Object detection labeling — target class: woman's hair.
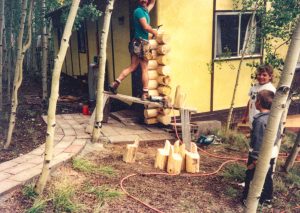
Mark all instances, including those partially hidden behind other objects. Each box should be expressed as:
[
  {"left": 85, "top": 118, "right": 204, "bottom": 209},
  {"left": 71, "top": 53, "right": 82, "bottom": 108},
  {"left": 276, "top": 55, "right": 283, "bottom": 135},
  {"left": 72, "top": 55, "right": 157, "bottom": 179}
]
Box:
[{"left": 256, "top": 64, "right": 274, "bottom": 81}]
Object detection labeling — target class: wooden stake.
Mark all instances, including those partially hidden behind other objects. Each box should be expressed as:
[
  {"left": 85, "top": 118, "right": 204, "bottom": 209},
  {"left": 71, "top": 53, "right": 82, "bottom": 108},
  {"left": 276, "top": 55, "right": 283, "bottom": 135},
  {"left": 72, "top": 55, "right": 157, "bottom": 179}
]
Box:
[
  {"left": 123, "top": 138, "right": 139, "bottom": 163},
  {"left": 179, "top": 143, "right": 186, "bottom": 171},
  {"left": 174, "top": 85, "right": 186, "bottom": 108},
  {"left": 186, "top": 142, "right": 200, "bottom": 173},
  {"left": 167, "top": 146, "right": 182, "bottom": 175},
  {"left": 154, "top": 140, "right": 171, "bottom": 170}
]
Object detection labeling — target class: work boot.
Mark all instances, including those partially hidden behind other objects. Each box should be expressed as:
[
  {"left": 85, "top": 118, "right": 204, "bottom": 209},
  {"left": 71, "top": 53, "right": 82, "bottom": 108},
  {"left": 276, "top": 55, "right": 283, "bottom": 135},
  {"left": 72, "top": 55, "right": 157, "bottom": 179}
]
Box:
[
  {"left": 109, "top": 80, "right": 120, "bottom": 94},
  {"left": 141, "top": 90, "right": 149, "bottom": 101}
]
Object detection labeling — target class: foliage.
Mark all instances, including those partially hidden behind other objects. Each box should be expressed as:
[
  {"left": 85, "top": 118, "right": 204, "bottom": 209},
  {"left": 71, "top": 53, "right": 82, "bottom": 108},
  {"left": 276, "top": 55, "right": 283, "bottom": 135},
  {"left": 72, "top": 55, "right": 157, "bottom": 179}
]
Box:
[
  {"left": 224, "top": 186, "right": 239, "bottom": 198},
  {"left": 222, "top": 163, "right": 246, "bottom": 182},
  {"left": 72, "top": 157, "right": 117, "bottom": 176},
  {"left": 280, "top": 131, "right": 297, "bottom": 153},
  {"left": 25, "top": 200, "right": 46, "bottom": 213},
  {"left": 234, "top": 0, "right": 300, "bottom": 70},
  {"left": 22, "top": 184, "right": 38, "bottom": 200},
  {"left": 216, "top": 129, "right": 249, "bottom": 152}
]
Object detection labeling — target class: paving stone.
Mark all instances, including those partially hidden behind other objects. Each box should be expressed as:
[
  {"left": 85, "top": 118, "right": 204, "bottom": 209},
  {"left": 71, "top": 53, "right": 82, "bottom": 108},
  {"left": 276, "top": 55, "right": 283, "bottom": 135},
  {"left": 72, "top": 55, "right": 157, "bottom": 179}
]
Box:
[
  {"left": 55, "top": 128, "right": 64, "bottom": 135},
  {"left": 53, "top": 147, "right": 65, "bottom": 156},
  {"left": 27, "top": 156, "right": 44, "bottom": 165},
  {"left": 72, "top": 124, "right": 83, "bottom": 130},
  {"left": 55, "top": 141, "right": 73, "bottom": 150},
  {"left": 63, "top": 128, "right": 76, "bottom": 136},
  {"left": 144, "top": 126, "right": 167, "bottom": 133},
  {"left": 66, "top": 119, "right": 80, "bottom": 126},
  {"left": 60, "top": 135, "right": 76, "bottom": 143},
  {"left": 58, "top": 123, "right": 72, "bottom": 129},
  {"left": 114, "top": 127, "right": 149, "bottom": 135},
  {"left": 0, "top": 172, "right": 11, "bottom": 181},
  {"left": 100, "top": 126, "right": 120, "bottom": 136},
  {"left": 0, "top": 161, "right": 18, "bottom": 172},
  {"left": 4, "top": 163, "right": 37, "bottom": 175},
  {"left": 50, "top": 153, "right": 73, "bottom": 169},
  {"left": 11, "top": 154, "right": 35, "bottom": 164},
  {"left": 64, "top": 145, "right": 85, "bottom": 154},
  {"left": 29, "top": 147, "right": 45, "bottom": 156},
  {"left": 108, "top": 135, "right": 139, "bottom": 144},
  {"left": 62, "top": 114, "right": 74, "bottom": 120},
  {"left": 0, "top": 179, "right": 21, "bottom": 196},
  {"left": 54, "top": 134, "right": 64, "bottom": 142},
  {"left": 72, "top": 139, "right": 87, "bottom": 146},
  {"left": 9, "top": 165, "right": 42, "bottom": 183}
]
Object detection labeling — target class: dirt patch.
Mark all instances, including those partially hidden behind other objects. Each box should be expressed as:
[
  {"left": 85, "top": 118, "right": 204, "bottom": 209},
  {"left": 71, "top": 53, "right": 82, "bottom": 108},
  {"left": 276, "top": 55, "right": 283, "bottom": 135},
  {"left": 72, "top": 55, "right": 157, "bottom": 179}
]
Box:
[{"left": 0, "top": 142, "right": 298, "bottom": 213}]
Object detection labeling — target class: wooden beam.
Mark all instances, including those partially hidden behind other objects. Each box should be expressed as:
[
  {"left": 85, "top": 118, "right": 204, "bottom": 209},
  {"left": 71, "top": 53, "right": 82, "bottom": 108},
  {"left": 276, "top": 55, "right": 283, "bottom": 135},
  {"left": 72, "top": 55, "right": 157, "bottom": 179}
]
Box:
[{"left": 103, "top": 91, "right": 163, "bottom": 108}]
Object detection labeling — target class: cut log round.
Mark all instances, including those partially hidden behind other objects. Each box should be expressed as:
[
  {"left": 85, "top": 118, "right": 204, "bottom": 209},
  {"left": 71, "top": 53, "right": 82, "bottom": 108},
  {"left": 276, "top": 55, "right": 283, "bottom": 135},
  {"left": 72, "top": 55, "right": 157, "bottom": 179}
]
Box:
[
  {"left": 144, "top": 117, "right": 158, "bottom": 124},
  {"left": 158, "top": 107, "right": 171, "bottom": 115},
  {"left": 148, "top": 79, "right": 159, "bottom": 89},
  {"left": 179, "top": 143, "right": 186, "bottom": 171},
  {"left": 157, "top": 114, "right": 171, "bottom": 125},
  {"left": 148, "top": 60, "right": 158, "bottom": 69},
  {"left": 148, "top": 70, "right": 159, "bottom": 80},
  {"left": 156, "top": 33, "right": 171, "bottom": 44},
  {"left": 157, "top": 65, "right": 171, "bottom": 76},
  {"left": 157, "top": 75, "right": 171, "bottom": 86},
  {"left": 156, "top": 55, "right": 170, "bottom": 65},
  {"left": 123, "top": 138, "right": 139, "bottom": 163},
  {"left": 149, "top": 39, "right": 158, "bottom": 49},
  {"left": 151, "top": 50, "right": 157, "bottom": 59},
  {"left": 157, "top": 44, "right": 171, "bottom": 55},
  {"left": 167, "top": 146, "right": 182, "bottom": 175},
  {"left": 154, "top": 140, "right": 171, "bottom": 170},
  {"left": 144, "top": 108, "right": 159, "bottom": 118},
  {"left": 158, "top": 85, "right": 171, "bottom": 96},
  {"left": 186, "top": 151, "right": 200, "bottom": 173}
]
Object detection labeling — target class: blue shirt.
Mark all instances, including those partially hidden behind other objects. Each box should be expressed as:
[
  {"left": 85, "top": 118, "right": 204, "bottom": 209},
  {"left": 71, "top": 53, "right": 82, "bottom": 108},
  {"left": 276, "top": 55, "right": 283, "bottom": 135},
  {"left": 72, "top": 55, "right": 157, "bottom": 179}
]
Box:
[{"left": 133, "top": 6, "right": 150, "bottom": 40}]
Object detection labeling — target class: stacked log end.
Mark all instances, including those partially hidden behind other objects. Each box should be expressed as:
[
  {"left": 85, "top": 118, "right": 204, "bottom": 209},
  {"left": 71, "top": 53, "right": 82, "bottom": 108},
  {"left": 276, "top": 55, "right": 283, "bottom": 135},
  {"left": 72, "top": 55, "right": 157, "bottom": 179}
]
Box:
[
  {"left": 154, "top": 140, "right": 200, "bottom": 174},
  {"left": 144, "top": 29, "right": 172, "bottom": 125}
]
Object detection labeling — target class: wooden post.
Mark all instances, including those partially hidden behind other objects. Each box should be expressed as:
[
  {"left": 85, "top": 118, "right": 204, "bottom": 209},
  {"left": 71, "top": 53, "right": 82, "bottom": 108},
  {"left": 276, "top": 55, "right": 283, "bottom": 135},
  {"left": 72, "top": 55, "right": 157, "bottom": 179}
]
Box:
[
  {"left": 181, "top": 108, "right": 192, "bottom": 151},
  {"left": 123, "top": 138, "right": 139, "bottom": 163},
  {"left": 186, "top": 142, "right": 200, "bottom": 173},
  {"left": 167, "top": 145, "right": 182, "bottom": 175},
  {"left": 155, "top": 140, "right": 171, "bottom": 170}
]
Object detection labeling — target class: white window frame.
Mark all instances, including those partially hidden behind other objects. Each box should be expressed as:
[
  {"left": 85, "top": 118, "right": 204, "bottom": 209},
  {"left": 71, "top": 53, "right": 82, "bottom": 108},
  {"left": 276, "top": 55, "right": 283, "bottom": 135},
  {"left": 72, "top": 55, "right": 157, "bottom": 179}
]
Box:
[{"left": 214, "top": 11, "right": 262, "bottom": 60}]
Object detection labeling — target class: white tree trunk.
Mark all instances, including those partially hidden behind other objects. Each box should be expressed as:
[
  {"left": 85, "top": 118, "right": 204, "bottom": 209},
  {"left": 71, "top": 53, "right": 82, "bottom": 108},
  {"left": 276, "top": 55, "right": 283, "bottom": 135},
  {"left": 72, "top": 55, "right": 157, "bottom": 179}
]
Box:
[
  {"left": 4, "top": 0, "right": 29, "bottom": 149},
  {"left": 245, "top": 19, "right": 300, "bottom": 213},
  {"left": 92, "top": 0, "right": 115, "bottom": 142},
  {"left": 35, "top": 0, "right": 81, "bottom": 195},
  {"left": 41, "top": 0, "right": 48, "bottom": 101},
  {"left": 0, "top": 0, "right": 5, "bottom": 115}
]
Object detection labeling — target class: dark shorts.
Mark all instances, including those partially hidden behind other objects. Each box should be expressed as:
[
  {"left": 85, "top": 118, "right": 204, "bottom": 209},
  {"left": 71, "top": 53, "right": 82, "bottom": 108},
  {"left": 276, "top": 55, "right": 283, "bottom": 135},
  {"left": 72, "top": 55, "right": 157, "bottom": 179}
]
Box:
[{"left": 128, "top": 39, "right": 151, "bottom": 60}]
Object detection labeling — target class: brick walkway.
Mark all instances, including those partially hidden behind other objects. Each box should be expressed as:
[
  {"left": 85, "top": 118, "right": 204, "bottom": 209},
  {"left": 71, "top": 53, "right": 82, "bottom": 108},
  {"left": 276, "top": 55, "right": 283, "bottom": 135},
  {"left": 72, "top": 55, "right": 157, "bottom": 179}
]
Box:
[
  {"left": 0, "top": 112, "right": 174, "bottom": 197},
  {"left": 0, "top": 114, "right": 90, "bottom": 197}
]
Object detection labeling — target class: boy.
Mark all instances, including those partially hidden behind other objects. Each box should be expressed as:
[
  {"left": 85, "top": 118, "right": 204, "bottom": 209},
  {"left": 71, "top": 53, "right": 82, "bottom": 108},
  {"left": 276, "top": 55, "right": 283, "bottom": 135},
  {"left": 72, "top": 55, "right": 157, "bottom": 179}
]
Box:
[
  {"left": 242, "top": 90, "right": 280, "bottom": 206},
  {"left": 242, "top": 65, "right": 276, "bottom": 128}
]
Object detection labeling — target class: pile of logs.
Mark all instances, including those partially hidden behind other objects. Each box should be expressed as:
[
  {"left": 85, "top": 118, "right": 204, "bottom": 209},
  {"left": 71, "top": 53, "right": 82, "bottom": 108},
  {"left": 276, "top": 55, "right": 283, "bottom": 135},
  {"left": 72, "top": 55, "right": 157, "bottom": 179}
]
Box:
[
  {"left": 144, "top": 29, "right": 172, "bottom": 125},
  {"left": 154, "top": 140, "right": 200, "bottom": 174}
]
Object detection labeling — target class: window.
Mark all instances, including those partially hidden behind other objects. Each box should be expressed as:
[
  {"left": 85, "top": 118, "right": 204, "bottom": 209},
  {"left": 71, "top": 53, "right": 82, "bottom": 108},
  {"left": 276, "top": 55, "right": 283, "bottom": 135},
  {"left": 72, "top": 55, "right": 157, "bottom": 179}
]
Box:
[
  {"left": 215, "top": 12, "right": 262, "bottom": 59},
  {"left": 77, "top": 23, "right": 87, "bottom": 53}
]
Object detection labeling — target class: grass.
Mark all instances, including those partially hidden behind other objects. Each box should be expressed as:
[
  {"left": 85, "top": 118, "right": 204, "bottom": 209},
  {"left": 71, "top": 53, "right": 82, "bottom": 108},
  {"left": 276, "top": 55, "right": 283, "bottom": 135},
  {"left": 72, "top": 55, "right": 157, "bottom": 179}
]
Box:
[
  {"left": 22, "top": 184, "right": 38, "bottom": 200},
  {"left": 216, "top": 129, "right": 249, "bottom": 152},
  {"left": 222, "top": 163, "right": 246, "bottom": 182},
  {"left": 224, "top": 186, "right": 238, "bottom": 198},
  {"left": 280, "top": 131, "right": 296, "bottom": 153},
  {"left": 85, "top": 184, "right": 123, "bottom": 207},
  {"left": 25, "top": 200, "right": 46, "bottom": 213},
  {"left": 72, "top": 158, "right": 117, "bottom": 177}
]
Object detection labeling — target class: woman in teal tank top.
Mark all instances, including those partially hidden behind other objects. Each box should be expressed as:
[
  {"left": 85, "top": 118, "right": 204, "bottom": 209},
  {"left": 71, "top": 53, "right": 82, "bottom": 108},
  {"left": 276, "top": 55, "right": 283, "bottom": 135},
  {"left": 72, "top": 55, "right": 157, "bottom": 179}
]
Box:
[{"left": 109, "top": 0, "right": 157, "bottom": 101}]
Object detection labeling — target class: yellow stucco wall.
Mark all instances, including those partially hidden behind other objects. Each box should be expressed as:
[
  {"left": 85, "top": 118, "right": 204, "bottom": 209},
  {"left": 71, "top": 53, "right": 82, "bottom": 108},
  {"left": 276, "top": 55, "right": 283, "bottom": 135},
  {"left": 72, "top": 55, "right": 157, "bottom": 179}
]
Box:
[{"left": 156, "top": 0, "right": 214, "bottom": 112}]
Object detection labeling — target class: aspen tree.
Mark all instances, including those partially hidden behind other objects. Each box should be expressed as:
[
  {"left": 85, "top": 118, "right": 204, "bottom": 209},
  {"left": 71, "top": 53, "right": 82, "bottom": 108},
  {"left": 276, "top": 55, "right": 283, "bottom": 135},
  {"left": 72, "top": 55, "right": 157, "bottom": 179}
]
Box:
[
  {"left": 92, "top": 0, "right": 115, "bottom": 142},
  {"left": 0, "top": 0, "right": 5, "bottom": 115},
  {"left": 245, "top": 19, "right": 300, "bottom": 213},
  {"left": 35, "top": 0, "right": 81, "bottom": 194},
  {"left": 41, "top": 0, "right": 48, "bottom": 102},
  {"left": 4, "top": 0, "right": 30, "bottom": 149},
  {"left": 226, "top": 10, "right": 257, "bottom": 131}
]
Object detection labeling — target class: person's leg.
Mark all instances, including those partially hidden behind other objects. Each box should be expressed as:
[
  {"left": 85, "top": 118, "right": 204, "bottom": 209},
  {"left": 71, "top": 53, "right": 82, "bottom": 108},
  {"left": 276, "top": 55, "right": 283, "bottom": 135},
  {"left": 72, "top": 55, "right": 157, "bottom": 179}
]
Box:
[
  {"left": 260, "top": 158, "right": 275, "bottom": 204},
  {"left": 243, "top": 157, "right": 255, "bottom": 201},
  {"left": 109, "top": 55, "right": 140, "bottom": 93},
  {"left": 140, "top": 59, "right": 149, "bottom": 100}
]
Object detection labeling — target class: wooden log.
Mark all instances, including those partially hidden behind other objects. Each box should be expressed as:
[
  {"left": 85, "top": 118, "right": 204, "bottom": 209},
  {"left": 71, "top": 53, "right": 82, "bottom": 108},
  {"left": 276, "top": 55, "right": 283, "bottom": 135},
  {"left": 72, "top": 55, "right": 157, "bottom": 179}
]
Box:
[
  {"left": 149, "top": 39, "right": 158, "bottom": 49},
  {"left": 156, "top": 44, "right": 171, "bottom": 55},
  {"left": 123, "top": 138, "right": 139, "bottom": 163},
  {"left": 156, "top": 33, "right": 171, "bottom": 44},
  {"left": 144, "top": 117, "right": 158, "bottom": 124},
  {"left": 148, "top": 60, "right": 158, "bottom": 69},
  {"left": 174, "top": 85, "right": 186, "bottom": 109},
  {"left": 156, "top": 55, "right": 170, "bottom": 65},
  {"left": 148, "top": 89, "right": 159, "bottom": 97},
  {"left": 144, "top": 108, "right": 159, "bottom": 118},
  {"left": 179, "top": 143, "right": 186, "bottom": 171},
  {"left": 186, "top": 142, "right": 200, "bottom": 173},
  {"left": 157, "top": 75, "right": 171, "bottom": 86},
  {"left": 158, "top": 107, "right": 171, "bottom": 115},
  {"left": 148, "top": 79, "right": 159, "bottom": 89},
  {"left": 148, "top": 70, "right": 159, "bottom": 80},
  {"left": 157, "top": 65, "right": 171, "bottom": 76},
  {"left": 157, "top": 114, "right": 171, "bottom": 125},
  {"left": 151, "top": 50, "right": 157, "bottom": 59},
  {"left": 158, "top": 85, "right": 171, "bottom": 96},
  {"left": 167, "top": 146, "right": 182, "bottom": 175},
  {"left": 154, "top": 140, "right": 171, "bottom": 170},
  {"left": 174, "top": 140, "right": 180, "bottom": 153}
]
